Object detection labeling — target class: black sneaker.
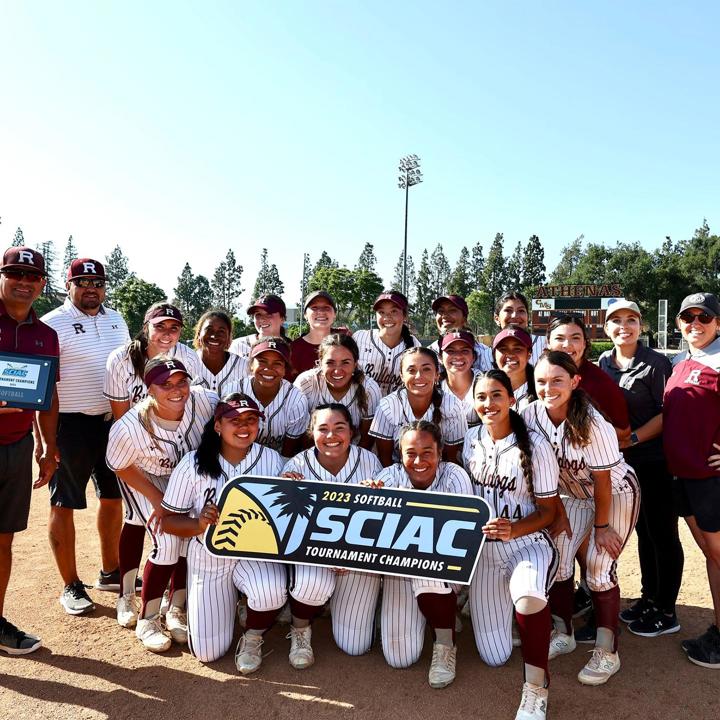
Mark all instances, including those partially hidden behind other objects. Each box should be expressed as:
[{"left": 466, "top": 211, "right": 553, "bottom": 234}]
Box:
[
  {"left": 619, "top": 597, "right": 654, "bottom": 624},
  {"left": 95, "top": 568, "right": 142, "bottom": 593},
  {"left": 574, "top": 611, "right": 597, "bottom": 644},
  {"left": 687, "top": 625, "right": 720, "bottom": 669},
  {"left": 59, "top": 581, "right": 95, "bottom": 616},
  {"left": 629, "top": 609, "right": 680, "bottom": 637},
  {"left": 0, "top": 617, "right": 42, "bottom": 655},
  {"left": 682, "top": 625, "right": 720, "bottom": 655},
  {"left": 573, "top": 583, "right": 593, "bottom": 618}
]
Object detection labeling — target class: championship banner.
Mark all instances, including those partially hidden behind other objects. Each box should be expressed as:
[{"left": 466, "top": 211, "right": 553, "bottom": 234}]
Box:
[{"left": 205, "top": 475, "right": 491, "bottom": 584}]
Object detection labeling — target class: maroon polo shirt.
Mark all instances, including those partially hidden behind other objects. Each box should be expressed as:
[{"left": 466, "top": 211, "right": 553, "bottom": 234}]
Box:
[
  {"left": 0, "top": 299, "right": 60, "bottom": 444},
  {"left": 288, "top": 327, "right": 352, "bottom": 382},
  {"left": 578, "top": 359, "right": 630, "bottom": 430}
]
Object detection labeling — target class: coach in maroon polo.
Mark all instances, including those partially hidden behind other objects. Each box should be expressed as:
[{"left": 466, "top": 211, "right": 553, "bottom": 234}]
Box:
[{"left": 0, "top": 246, "right": 60, "bottom": 655}]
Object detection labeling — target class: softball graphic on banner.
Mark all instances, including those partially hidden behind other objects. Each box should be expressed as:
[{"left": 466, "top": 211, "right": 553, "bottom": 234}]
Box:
[{"left": 205, "top": 475, "right": 491, "bottom": 584}]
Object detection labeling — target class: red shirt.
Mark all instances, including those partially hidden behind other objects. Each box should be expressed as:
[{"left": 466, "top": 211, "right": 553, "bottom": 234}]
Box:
[
  {"left": 0, "top": 299, "right": 60, "bottom": 444},
  {"left": 578, "top": 359, "right": 630, "bottom": 430},
  {"left": 288, "top": 328, "right": 352, "bottom": 382},
  {"left": 663, "top": 338, "right": 720, "bottom": 479}
]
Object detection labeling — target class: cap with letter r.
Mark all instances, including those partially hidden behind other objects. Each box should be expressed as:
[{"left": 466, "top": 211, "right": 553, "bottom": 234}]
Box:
[
  {"left": 214, "top": 393, "right": 265, "bottom": 421},
  {"left": 1, "top": 246, "right": 47, "bottom": 276},
  {"left": 67, "top": 258, "right": 106, "bottom": 280},
  {"left": 143, "top": 356, "right": 191, "bottom": 386},
  {"left": 144, "top": 302, "right": 184, "bottom": 326}
]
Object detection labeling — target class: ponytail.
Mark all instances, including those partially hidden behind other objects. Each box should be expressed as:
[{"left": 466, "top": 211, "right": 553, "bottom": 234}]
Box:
[
  {"left": 508, "top": 409, "right": 535, "bottom": 499},
  {"left": 431, "top": 385, "right": 443, "bottom": 426},
  {"left": 194, "top": 417, "right": 223, "bottom": 479},
  {"left": 400, "top": 322, "right": 414, "bottom": 351},
  {"left": 351, "top": 367, "right": 369, "bottom": 417},
  {"left": 128, "top": 330, "right": 150, "bottom": 381},
  {"left": 525, "top": 362, "right": 537, "bottom": 403},
  {"left": 565, "top": 388, "right": 594, "bottom": 447}
]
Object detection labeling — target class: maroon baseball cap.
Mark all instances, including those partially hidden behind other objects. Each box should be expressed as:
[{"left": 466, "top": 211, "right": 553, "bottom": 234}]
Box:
[
  {"left": 247, "top": 294, "right": 286, "bottom": 317},
  {"left": 67, "top": 258, "right": 106, "bottom": 280},
  {"left": 439, "top": 329, "right": 476, "bottom": 352},
  {"left": 373, "top": 290, "right": 408, "bottom": 312},
  {"left": 432, "top": 295, "right": 469, "bottom": 316},
  {"left": 144, "top": 302, "right": 184, "bottom": 326},
  {"left": 1, "top": 246, "right": 47, "bottom": 276},
  {"left": 214, "top": 394, "right": 265, "bottom": 421},
  {"left": 304, "top": 290, "right": 337, "bottom": 312},
  {"left": 250, "top": 337, "right": 291, "bottom": 362},
  {"left": 144, "top": 357, "right": 191, "bottom": 386},
  {"left": 492, "top": 326, "right": 532, "bottom": 351}
]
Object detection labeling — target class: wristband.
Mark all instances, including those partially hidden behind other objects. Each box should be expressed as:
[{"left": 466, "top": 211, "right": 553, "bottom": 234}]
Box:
[
  {"left": 630, "top": 431, "right": 640, "bottom": 446},
  {"left": 594, "top": 523, "right": 609, "bottom": 529}
]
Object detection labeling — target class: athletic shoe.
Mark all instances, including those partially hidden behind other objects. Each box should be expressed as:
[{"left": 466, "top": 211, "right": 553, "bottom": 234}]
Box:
[
  {"left": 686, "top": 625, "right": 720, "bottom": 669},
  {"left": 577, "top": 648, "right": 621, "bottom": 685},
  {"left": 0, "top": 617, "right": 42, "bottom": 655},
  {"left": 573, "top": 583, "right": 592, "bottom": 618},
  {"left": 59, "top": 581, "right": 95, "bottom": 616},
  {"left": 428, "top": 642, "right": 457, "bottom": 689},
  {"left": 548, "top": 629, "right": 576, "bottom": 660},
  {"left": 515, "top": 682, "right": 548, "bottom": 720},
  {"left": 287, "top": 626, "right": 314, "bottom": 669},
  {"left": 574, "top": 612, "right": 597, "bottom": 644},
  {"left": 165, "top": 606, "right": 188, "bottom": 644},
  {"left": 628, "top": 609, "right": 680, "bottom": 638},
  {"left": 682, "top": 625, "right": 719, "bottom": 654},
  {"left": 117, "top": 593, "right": 139, "bottom": 629},
  {"left": 619, "top": 597, "right": 654, "bottom": 624},
  {"left": 235, "top": 633, "right": 264, "bottom": 675},
  {"left": 95, "top": 568, "right": 143, "bottom": 593},
  {"left": 136, "top": 616, "right": 171, "bottom": 653}
]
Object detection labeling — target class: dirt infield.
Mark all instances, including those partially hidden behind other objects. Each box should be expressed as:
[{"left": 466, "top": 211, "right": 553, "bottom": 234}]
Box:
[{"left": 0, "top": 486, "right": 715, "bottom": 720}]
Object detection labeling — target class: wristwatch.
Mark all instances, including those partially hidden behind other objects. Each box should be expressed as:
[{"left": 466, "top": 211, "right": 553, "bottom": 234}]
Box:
[{"left": 630, "top": 432, "right": 640, "bottom": 446}]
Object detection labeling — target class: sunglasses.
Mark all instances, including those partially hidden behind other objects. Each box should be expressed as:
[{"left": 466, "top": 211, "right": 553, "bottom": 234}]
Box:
[
  {"left": 72, "top": 278, "right": 106, "bottom": 289},
  {"left": 678, "top": 310, "right": 716, "bottom": 325},
  {"left": 1, "top": 270, "right": 44, "bottom": 283}
]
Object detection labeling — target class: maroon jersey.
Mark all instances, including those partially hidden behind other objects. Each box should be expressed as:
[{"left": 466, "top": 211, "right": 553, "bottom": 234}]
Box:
[
  {"left": 663, "top": 337, "right": 720, "bottom": 479},
  {"left": 579, "top": 359, "right": 630, "bottom": 430}
]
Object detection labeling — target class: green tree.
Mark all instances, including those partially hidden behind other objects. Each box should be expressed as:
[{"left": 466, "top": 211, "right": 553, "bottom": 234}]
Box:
[
  {"left": 300, "top": 253, "right": 312, "bottom": 305},
  {"left": 549, "top": 235, "right": 584, "bottom": 283},
  {"left": 105, "top": 245, "right": 131, "bottom": 301},
  {"left": 466, "top": 289, "right": 494, "bottom": 336},
  {"left": 312, "top": 251, "right": 338, "bottom": 276},
  {"left": 483, "top": 233, "right": 506, "bottom": 303},
  {"left": 173, "top": 263, "right": 214, "bottom": 338},
  {"left": 308, "top": 267, "right": 355, "bottom": 321},
  {"left": 521, "top": 234, "right": 546, "bottom": 291},
  {"left": 448, "top": 246, "right": 472, "bottom": 297},
  {"left": 429, "top": 243, "right": 451, "bottom": 298},
  {"left": 62, "top": 235, "right": 78, "bottom": 275},
  {"left": 351, "top": 269, "right": 384, "bottom": 328},
  {"left": 469, "top": 240, "right": 485, "bottom": 292},
  {"left": 212, "top": 249, "right": 244, "bottom": 314},
  {"left": 252, "top": 248, "right": 285, "bottom": 298},
  {"left": 572, "top": 243, "right": 612, "bottom": 283},
  {"left": 505, "top": 241, "right": 523, "bottom": 290},
  {"left": 37, "top": 240, "right": 59, "bottom": 298},
  {"left": 113, "top": 276, "right": 167, "bottom": 337},
  {"left": 413, "top": 249, "right": 434, "bottom": 336},
  {"left": 391, "top": 251, "right": 416, "bottom": 303},
  {"left": 12, "top": 227, "right": 24, "bottom": 246},
  {"left": 355, "top": 243, "right": 377, "bottom": 273}
]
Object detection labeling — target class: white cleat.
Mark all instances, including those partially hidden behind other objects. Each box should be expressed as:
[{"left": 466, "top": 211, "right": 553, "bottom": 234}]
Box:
[
  {"left": 428, "top": 642, "right": 457, "bottom": 689},
  {"left": 136, "top": 616, "right": 171, "bottom": 653},
  {"left": 516, "top": 682, "right": 548, "bottom": 720},
  {"left": 117, "top": 593, "right": 138, "bottom": 629},
  {"left": 235, "top": 633, "right": 264, "bottom": 675},
  {"left": 288, "top": 626, "right": 314, "bottom": 669},
  {"left": 577, "top": 647, "right": 621, "bottom": 685},
  {"left": 548, "top": 629, "right": 576, "bottom": 659},
  {"left": 165, "top": 606, "right": 188, "bottom": 644}
]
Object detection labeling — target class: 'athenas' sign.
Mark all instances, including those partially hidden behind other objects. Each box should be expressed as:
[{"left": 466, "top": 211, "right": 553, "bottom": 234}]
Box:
[
  {"left": 534, "top": 283, "right": 622, "bottom": 299},
  {"left": 205, "top": 475, "right": 491, "bottom": 584}
]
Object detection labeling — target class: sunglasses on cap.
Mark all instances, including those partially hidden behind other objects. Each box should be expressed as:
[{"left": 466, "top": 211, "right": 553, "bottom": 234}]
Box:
[
  {"left": 72, "top": 278, "right": 106, "bottom": 289},
  {"left": 1, "top": 270, "right": 44, "bottom": 283},
  {"left": 678, "top": 310, "right": 716, "bottom": 325}
]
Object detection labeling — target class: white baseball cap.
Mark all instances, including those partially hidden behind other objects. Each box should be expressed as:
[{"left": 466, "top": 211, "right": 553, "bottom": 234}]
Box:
[{"left": 605, "top": 299, "right": 641, "bottom": 321}]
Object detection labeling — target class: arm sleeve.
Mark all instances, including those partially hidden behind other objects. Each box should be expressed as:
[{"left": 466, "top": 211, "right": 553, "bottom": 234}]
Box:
[
  {"left": 373, "top": 466, "right": 398, "bottom": 487},
  {"left": 363, "top": 377, "right": 382, "bottom": 420},
  {"left": 105, "top": 419, "right": 139, "bottom": 471},
  {"left": 448, "top": 464, "right": 474, "bottom": 494},
  {"left": 368, "top": 397, "right": 396, "bottom": 440},
  {"left": 585, "top": 410, "right": 623, "bottom": 470},
  {"left": 443, "top": 397, "right": 469, "bottom": 446},
  {"left": 284, "top": 387, "right": 310, "bottom": 439},
  {"left": 103, "top": 349, "right": 130, "bottom": 402},
  {"left": 529, "top": 436, "right": 559, "bottom": 497},
  {"left": 161, "top": 453, "right": 197, "bottom": 513}
]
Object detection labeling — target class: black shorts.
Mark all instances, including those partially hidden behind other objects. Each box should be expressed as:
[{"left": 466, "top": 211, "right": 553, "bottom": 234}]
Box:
[
  {"left": 0, "top": 433, "right": 34, "bottom": 534},
  {"left": 49, "top": 413, "right": 121, "bottom": 509},
  {"left": 673, "top": 476, "right": 720, "bottom": 533}
]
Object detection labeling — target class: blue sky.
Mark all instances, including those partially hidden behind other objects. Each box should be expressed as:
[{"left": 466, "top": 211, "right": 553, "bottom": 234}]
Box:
[{"left": 1, "top": 2, "right": 718, "bottom": 308}]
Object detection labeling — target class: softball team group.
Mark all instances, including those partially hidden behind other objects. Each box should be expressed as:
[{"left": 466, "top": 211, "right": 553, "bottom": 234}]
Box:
[{"left": 98, "top": 287, "right": 720, "bottom": 720}]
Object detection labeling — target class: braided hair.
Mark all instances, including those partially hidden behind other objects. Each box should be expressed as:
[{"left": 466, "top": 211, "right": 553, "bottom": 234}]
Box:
[
  {"left": 398, "top": 419, "right": 443, "bottom": 452},
  {"left": 318, "top": 334, "right": 368, "bottom": 417},
  {"left": 308, "top": 403, "right": 356, "bottom": 442},
  {"left": 472, "top": 369, "right": 536, "bottom": 500},
  {"left": 401, "top": 347, "right": 443, "bottom": 425}
]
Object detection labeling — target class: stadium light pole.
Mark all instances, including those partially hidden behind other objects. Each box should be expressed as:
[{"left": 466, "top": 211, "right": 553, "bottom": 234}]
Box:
[{"left": 398, "top": 155, "right": 423, "bottom": 296}]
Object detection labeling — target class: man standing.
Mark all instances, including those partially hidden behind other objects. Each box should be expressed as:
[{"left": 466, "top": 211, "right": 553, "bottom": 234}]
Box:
[
  {"left": 42, "top": 258, "right": 129, "bottom": 615},
  {"left": 0, "top": 247, "right": 59, "bottom": 654}
]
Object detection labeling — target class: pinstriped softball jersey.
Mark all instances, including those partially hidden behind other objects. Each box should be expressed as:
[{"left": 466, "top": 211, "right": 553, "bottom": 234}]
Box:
[
  {"left": 228, "top": 333, "right": 257, "bottom": 359},
  {"left": 375, "top": 461, "right": 473, "bottom": 494},
  {"left": 163, "top": 445, "right": 288, "bottom": 663},
  {"left": 513, "top": 381, "right": 532, "bottom": 411},
  {"left": 369, "top": 388, "right": 469, "bottom": 462},
  {"left": 104, "top": 341, "right": 203, "bottom": 407},
  {"left": 293, "top": 368, "right": 382, "bottom": 443},
  {"left": 353, "top": 329, "right": 421, "bottom": 396},
  {"left": 441, "top": 374, "right": 481, "bottom": 428},
  {"left": 282, "top": 446, "right": 382, "bottom": 485},
  {"left": 191, "top": 350, "right": 249, "bottom": 396},
  {"left": 429, "top": 338, "right": 494, "bottom": 373},
  {"left": 224, "top": 377, "right": 309, "bottom": 453}
]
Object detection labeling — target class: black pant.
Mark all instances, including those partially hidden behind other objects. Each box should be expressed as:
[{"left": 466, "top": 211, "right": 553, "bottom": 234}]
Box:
[{"left": 634, "top": 458, "right": 684, "bottom": 614}]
